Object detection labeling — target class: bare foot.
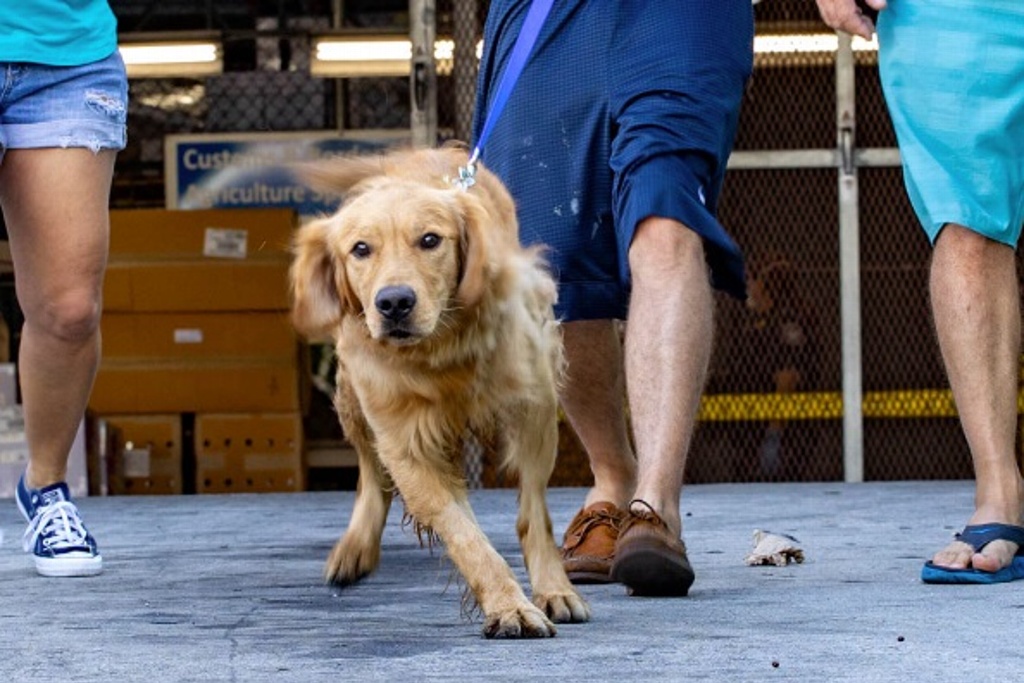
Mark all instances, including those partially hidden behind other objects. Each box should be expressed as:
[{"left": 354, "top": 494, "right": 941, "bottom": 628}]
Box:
[
  {"left": 931, "top": 536, "right": 1019, "bottom": 572},
  {"left": 931, "top": 512, "right": 1024, "bottom": 573}
]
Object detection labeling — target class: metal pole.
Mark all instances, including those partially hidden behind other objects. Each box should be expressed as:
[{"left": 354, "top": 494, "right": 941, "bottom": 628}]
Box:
[
  {"left": 331, "top": 0, "right": 345, "bottom": 132},
  {"left": 836, "top": 33, "right": 864, "bottom": 482},
  {"left": 409, "top": 0, "right": 438, "bottom": 147},
  {"left": 452, "top": 0, "right": 478, "bottom": 142}
]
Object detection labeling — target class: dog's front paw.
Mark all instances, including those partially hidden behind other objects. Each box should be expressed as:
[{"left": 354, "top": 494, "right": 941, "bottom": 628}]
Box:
[
  {"left": 482, "top": 602, "right": 557, "bottom": 639},
  {"left": 324, "top": 532, "right": 381, "bottom": 586},
  {"left": 534, "top": 589, "right": 591, "bottom": 624}
]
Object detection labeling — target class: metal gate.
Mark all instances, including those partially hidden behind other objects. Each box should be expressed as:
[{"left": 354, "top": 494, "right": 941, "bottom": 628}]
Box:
[{"left": 108, "top": 0, "right": 998, "bottom": 486}]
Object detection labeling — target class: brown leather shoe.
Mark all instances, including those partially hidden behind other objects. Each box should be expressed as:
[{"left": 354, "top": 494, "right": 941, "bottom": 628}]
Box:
[
  {"left": 560, "top": 502, "right": 627, "bottom": 584},
  {"left": 610, "top": 500, "right": 695, "bottom": 597}
]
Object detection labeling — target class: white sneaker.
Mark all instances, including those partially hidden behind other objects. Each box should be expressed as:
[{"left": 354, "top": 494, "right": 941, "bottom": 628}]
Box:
[{"left": 17, "top": 475, "right": 102, "bottom": 577}]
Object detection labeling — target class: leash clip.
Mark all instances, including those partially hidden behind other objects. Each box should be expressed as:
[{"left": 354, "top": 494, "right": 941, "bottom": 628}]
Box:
[
  {"left": 451, "top": 162, "right": 477, "bottom": 191},
  {"left": 450, "top": 148, "right": 480, "bottom": 191}
]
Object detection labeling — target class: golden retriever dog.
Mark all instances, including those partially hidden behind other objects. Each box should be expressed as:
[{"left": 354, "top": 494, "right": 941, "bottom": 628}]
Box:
[{"left": 289, "top": 145, "right": 589, "bottom": 638}]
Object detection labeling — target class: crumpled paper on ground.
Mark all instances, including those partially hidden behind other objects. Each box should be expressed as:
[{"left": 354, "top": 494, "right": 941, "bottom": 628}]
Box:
[{"left": 744, "top": 529, "right": 805, "bottom": 566}]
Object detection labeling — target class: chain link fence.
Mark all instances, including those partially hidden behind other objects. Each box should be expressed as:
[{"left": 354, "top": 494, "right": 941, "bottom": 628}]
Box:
[{"left": 107, "top": 0, "right": 1019, "bottom": 486}]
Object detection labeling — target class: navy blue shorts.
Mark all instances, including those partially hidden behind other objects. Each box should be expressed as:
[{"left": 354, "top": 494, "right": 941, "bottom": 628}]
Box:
[{"left": 474, "top": 0, "right": 753, "bottom": 320}]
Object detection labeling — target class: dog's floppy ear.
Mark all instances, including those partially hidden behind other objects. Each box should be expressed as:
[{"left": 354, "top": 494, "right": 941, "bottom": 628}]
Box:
[
  {"left": 454, "top": 192, "right": 496, "bottom": 309},
  {"left": 290, "top": 217, "right": 354, "bottom": 338},
  {"left": 453, "top": 160, "right": 518, "bottom": 309}
]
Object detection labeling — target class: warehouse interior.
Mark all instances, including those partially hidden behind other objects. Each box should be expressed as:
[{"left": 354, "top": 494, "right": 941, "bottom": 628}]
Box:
[{"left": 1, "top": 0, "right": 1017, "bottom": 501}]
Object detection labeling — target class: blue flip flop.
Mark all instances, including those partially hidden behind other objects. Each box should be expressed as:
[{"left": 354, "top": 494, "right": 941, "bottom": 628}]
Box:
[{"left": 921, "top": 523, "right": 1024, "bottom": 584}]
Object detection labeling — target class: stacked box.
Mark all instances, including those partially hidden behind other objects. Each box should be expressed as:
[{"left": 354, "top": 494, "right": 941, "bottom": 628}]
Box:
[
  {"left": 99, "top": 415, "right": 184, "bottom": 495},
  {"left": 90, "top": 311, "right": 300, "bottom": 414},
  {"left": 91, "top": 208, "right": 306, "bottom": 493},
  {"left": 103, "top": 207, "right": 295, "bottom": 313},
  {"left": 195, "top": 413, "right": 304, "bottom": 493}
]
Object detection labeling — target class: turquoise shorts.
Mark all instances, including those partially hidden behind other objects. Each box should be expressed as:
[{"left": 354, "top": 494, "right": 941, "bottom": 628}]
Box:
[{"left": 878, "top": 0, "right": 1024, "bottom": 246}]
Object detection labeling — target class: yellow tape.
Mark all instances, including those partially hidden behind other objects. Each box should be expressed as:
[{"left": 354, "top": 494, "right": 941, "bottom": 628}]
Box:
[
  {"left": 697, "top": 388, "right": 1024, "bottom": 421},
  {"left": 698, "top": 392, "right": 841, "bottom": 421}
]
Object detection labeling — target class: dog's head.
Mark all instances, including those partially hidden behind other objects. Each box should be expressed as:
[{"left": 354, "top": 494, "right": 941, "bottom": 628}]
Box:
[{"left": 289, "top": 147, "right": 513, "bottom": 346}]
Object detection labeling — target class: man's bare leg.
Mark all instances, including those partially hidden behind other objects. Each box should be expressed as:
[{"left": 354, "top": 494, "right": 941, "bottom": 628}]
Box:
[
  {"left": 560, "top": 320, "right": 636, "bottom": 509},
  {"left": 624, "top": 217, "right": 713, "bottom": 538},
  {"left": 928, "top": 224, "right": 1024, "bottom": 572}
]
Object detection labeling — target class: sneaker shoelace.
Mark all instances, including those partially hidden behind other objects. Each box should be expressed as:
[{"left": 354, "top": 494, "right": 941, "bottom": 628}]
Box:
[{"left": 22, "top": 500, "right": 91, "bottom": 554}]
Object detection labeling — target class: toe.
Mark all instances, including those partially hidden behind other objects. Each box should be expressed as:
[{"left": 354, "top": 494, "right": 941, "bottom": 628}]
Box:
[
  {"left": 972, "top": 539, "right": 1020, "bottom": 573},
  {"left": 534, "top": 592, "right": 591, "bottom": 624},
  {"left": 931, "top": 540, "right": 974, "bottom": 570},
  {"left": 483, "top": 605, "right": 557, "bottom": 639}
]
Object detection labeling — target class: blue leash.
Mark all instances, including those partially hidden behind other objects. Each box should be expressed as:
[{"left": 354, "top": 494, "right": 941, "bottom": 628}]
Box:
[{"left": 454, "top": 0, "right": 554, "bottom": 189}]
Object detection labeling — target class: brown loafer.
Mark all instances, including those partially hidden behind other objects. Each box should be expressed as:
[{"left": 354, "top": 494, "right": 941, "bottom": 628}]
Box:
[
  {"left": 610, "top": 499, "right": 695, "bottom": 597},
  {"left": 560, "top": 502, "right": 627, "bottom": 584}
]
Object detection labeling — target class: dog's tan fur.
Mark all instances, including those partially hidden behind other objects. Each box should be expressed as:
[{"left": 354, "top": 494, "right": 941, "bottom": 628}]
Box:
[{"left": 289, "top": 146, "right": 589, "bottom": 638}]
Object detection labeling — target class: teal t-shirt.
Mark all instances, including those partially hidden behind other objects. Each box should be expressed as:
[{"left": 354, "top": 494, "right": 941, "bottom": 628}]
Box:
[{"left": 0, "top": 0, "right": 118, "bottom": 65}]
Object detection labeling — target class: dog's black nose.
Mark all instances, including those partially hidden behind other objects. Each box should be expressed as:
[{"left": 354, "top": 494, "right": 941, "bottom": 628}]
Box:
[{"left": 375, "top": 285, "right": 417, "bottom": 321}]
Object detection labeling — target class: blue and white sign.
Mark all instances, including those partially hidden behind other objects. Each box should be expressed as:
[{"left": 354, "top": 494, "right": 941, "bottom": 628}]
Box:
[{"left": 164, "top": 130, "right": 409, "bottom": 217}]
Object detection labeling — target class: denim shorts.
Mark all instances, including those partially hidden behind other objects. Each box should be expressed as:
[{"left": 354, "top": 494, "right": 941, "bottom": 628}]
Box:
[{"left": 0, "top": 51, "right": 128, "bottom": 161}]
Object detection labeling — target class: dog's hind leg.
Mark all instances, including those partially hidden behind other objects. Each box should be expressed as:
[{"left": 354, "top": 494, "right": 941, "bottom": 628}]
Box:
[
  {"left": 503, "top": 401, "right": 591, "bottom": 624},
  {"left": 324, "top": 380, "right": 393, "bottom": 586}
]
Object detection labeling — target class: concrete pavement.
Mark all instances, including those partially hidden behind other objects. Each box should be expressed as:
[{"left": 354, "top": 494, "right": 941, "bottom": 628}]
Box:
[{"left": 0, "top": 482, "right": 1019, "bottom": 682}]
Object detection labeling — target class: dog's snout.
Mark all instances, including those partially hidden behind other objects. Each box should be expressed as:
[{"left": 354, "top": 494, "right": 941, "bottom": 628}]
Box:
[{"left": 375, "top": 285, "right": 417, "bottom": 321}]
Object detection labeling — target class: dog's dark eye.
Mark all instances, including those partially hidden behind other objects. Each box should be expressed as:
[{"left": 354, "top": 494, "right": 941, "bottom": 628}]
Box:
[
  {"left": 351, "top": 241, "right": 371, "bottom": 259},
  {"left": 419, "top": 233, "right": 442, "bottom": 250}
]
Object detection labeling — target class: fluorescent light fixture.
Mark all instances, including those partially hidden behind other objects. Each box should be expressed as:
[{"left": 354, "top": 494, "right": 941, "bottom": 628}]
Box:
[
  {"left": 310, "top": 33, "right": 481, "bottom": 78},
  {"left": 119, "top": 32, "right": 223, "bottom": 78},
  {"left": 754, "top": 33, "right": 879, "bottom": 54},
  {"left": 312, "top": 35, "right": 411, "bottom": 77},
  {"left": 311, "top": 30, "right": 877, "bottom": 77},
  {"left": 752, "top": 32, "right": 878, "bottom": 67}
]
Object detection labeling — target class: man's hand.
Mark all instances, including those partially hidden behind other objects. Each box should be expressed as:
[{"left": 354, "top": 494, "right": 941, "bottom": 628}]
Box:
[{"left": 814, "top": 0, "right": 887, "bottom": 41}]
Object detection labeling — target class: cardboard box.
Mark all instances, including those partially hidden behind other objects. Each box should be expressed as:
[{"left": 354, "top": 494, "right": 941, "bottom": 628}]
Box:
[
  {"left": 195, "top": 412, "right": 304, "bottom": 493},
  {"left": 99, "top": 414, "right": 183, "bottom": 495},
  {"left": 89, "top": 359, "right": 301, "bottom": 414},
  {"left": 0, "top": 407, "right": 87, "bottom": 499},
  {"left": 104, "top": 207, "right": 297, "bottom": 313},
  {"left": 101, "top": 312, "right": 298, "bottom": 360},
  {"left": 89, "top": 312, "right": 301, "bottom": 414},
  {"left": 109, "top": 208, "right": 297, "bottom": 257},
  {"left": 103, "top": 257, "right": 291, "bottom": 313},
  {"left": 85, "top": 415, "right": 117, "bottom": 496}
]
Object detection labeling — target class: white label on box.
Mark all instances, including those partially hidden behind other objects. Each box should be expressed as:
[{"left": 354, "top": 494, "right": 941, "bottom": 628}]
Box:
[
  {"left": 173, "top": 328, "right": 204, "bottom": 344},
  {"left": 203, "top": 227, "right": 248, "bottom": 259},
  {"left": 122, "top": 444, "right": 152, "bottom": 478}
]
